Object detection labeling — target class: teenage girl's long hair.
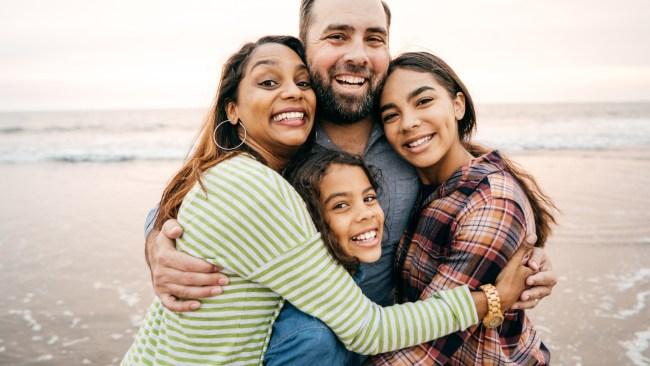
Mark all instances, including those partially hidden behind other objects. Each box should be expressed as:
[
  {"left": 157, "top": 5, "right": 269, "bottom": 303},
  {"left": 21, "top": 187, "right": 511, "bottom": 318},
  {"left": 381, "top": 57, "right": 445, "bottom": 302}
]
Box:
[
  {"left": 381, "top": 52, "right": 557, "bottom": 247},
  {"left": 154, "top": 35, "right": 309, "bottom": 230}
]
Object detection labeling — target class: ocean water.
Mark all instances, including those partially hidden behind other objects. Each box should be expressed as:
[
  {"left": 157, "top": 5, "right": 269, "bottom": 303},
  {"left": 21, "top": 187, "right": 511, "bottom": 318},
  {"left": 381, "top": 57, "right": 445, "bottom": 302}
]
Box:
[{"left": 1, "top": 102, "right": 649, "bottom": 163}]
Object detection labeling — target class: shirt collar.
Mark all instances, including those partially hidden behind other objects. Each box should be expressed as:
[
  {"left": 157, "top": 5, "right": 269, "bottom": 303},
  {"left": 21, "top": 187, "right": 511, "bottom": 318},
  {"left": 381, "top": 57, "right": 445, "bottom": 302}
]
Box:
[
  {"left": 314, "top": 121, "right": 384, "bottom": 155},
  {"left": 418, "top": 150, "right": 505, "bottom": 208}
]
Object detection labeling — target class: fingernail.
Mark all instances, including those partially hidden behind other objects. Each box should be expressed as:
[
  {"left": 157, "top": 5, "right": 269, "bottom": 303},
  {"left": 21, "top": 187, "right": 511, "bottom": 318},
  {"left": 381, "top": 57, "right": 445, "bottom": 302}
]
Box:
[
  {"left": 190, "top": 302, "right": 200, "bottom": 310},
  {"left": 522, "top": 295, "right": 529, "bottom": 301},
  {"left": 211, "top": 287, "right": 222, "bottom": 296},
  {"left": 218, "top": 278, "right": 229, "bottom": 286}
]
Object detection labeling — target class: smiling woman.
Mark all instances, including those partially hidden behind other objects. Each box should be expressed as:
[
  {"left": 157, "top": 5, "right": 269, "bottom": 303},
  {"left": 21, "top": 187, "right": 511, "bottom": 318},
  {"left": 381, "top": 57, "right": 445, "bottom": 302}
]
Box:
[
  {"left": 372, "top": 52, "right": 557, "bottom": 365},
  {"left": 223, "top": 43, "right": 316, "bottom": 170}
]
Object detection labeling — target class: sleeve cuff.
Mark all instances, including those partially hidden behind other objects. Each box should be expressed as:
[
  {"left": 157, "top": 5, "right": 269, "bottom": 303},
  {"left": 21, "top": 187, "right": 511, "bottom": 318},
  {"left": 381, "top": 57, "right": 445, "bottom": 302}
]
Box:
[
  {"left": 144, "top": 206, "right": 159, "bottom": 238},
  {"left": 436, "top": 285, "right": 479, "bottom": 331}
]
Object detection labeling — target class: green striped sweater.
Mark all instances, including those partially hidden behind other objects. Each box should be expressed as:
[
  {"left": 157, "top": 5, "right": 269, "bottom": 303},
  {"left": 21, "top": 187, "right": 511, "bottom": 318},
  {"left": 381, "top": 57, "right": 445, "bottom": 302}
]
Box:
[{"left": 122, "top": 154, "right": 478, "bottom": 366}]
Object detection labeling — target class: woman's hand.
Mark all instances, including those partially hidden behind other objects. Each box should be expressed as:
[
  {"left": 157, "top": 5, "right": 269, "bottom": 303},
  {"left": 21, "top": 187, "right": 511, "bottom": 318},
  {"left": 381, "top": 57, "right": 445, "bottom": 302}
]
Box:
[
  {"left": 512, "top": 246, "right": 558, "bottom": 310},
  {"left": 494, "top": 246, "right": 535, "bottom": 311},
  {"left": 145, "top": 219, "right": 229, "bottom": 312}
]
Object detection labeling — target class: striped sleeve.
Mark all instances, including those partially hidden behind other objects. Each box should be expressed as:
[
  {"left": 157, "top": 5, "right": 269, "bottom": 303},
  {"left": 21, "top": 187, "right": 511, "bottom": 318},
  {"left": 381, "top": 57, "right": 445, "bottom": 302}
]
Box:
[
  {"left": 249, "top": 233, "right": 478, "bottom": 355},
  {"left": 179, "top": 155, "right": 479, "bottom": 355}
]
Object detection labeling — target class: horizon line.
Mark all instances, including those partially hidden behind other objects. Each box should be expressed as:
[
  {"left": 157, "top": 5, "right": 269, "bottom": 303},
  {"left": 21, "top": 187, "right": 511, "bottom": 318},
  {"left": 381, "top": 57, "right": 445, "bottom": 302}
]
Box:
[{"left": 2, "top": 99, "right": 650, "bottom": 114}]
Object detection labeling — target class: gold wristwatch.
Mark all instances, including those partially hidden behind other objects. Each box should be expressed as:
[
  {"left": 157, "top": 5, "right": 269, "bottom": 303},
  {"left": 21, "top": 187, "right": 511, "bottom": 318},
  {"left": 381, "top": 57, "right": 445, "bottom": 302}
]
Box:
[{"left": 479, "top": 284, "right": 504, "bottom": 328}]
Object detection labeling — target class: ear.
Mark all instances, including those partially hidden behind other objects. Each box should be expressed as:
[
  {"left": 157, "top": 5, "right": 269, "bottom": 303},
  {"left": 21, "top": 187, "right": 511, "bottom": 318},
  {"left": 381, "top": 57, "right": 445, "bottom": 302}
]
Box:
[
  {"left": 453, "top": 92, "right": 466, "bottom": 121},
  {"left": 225, "top": 101, "right": 239, "bottom": 125}
]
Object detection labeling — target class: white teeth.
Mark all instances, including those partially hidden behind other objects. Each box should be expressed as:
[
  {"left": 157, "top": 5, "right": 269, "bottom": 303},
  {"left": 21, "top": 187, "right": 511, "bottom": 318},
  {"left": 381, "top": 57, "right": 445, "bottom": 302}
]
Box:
[
  {"left": 273, "top": 111, "right": 304, "bottom": 122},
  {"left": 352, "top": 230, "right": 377, "bottom": 242},
  {"left": 406, "top": 135, "right": 432, "bottom": 148},
  {"left": 336, "top": 75, "right": 365, "bottom": 85}
]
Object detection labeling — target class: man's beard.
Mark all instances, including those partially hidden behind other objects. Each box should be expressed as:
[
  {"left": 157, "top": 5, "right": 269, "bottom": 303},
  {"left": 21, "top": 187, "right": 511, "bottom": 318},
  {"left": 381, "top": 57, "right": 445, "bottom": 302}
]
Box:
[{"left": 310, "top": 67, "right": 381, "bottom": 125}]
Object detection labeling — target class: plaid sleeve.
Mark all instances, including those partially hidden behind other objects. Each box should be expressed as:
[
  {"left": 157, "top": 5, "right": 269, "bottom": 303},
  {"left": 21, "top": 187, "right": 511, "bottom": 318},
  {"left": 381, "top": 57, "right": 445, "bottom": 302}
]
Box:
[{"left": 370, "top": 193, "right": 527, "bottom": 366}]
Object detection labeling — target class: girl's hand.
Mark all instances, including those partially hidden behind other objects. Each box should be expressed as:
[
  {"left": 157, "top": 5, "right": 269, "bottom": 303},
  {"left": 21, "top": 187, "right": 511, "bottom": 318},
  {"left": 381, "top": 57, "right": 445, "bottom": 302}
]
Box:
[
  {"left": 512, "top": 247, "right": 557, "bottom": 310},
  {"left": 494, "top": 246, "right": 536, "bottom": 311}
]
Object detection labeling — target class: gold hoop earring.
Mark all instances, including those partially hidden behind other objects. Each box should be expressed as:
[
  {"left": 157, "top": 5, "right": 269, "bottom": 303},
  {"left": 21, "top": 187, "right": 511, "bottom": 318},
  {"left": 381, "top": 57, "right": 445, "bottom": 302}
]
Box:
[{"left": 212, "top": 120, "right": 247, "bottom": 151}]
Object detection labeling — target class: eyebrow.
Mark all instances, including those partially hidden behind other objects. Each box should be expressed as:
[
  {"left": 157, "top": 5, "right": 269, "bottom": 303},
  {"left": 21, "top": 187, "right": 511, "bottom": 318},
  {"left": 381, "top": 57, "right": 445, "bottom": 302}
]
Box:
[
  {"left": 250, "top": 59, "right": 278, "bottom": 72},
  {"left": 251, "top": 60, "right": 309, "bottom": 72},
  {"left": 379, "top": 86, "right": 435, "bottom": 113},
  {"left": 322, "top": 24, "right": 388, "bottom": 37},
  {"left": 322, "top": 24, "right": 354, "bottom": 34},
  {"left": 366, "top": 27, "right": 388, "bottom": 36},
  {"left": 408, "top": 86, "right": 435, "bottom": 101},
  {"left": 323, "top": 186, "right": 374, "bottom": 206}
]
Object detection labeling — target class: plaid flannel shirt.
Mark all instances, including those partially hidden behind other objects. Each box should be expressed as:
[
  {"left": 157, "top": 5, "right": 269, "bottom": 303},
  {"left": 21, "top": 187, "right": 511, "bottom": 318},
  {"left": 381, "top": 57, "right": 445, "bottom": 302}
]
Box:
[{"left": 370, "top": 151, "right": 548, "bottom": 366}]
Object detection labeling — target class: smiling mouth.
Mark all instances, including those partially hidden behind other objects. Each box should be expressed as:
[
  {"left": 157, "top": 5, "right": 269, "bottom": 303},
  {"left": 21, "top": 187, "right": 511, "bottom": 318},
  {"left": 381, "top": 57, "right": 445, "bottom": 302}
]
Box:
[
  {"left": 272, "top": 111, "right": 305, "bottom": 122},
  {"left": 404, "top": 134, "right": 434, "bottom": 149},
  {"left": 335, "top": 75, "right": 367, "bottom": 87},
  {"left": 351, "top": 229, "right": 378, "bottom": 244}
]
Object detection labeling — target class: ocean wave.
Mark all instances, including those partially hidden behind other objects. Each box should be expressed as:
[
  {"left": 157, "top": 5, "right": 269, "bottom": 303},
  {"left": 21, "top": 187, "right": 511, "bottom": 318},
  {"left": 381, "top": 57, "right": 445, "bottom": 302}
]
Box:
[
  {"left": 0, "top": 152, "right": 185, "bottom": 164},
  {"left": 1, "top": 104, "right": 649, "bottom": 163},
  {"left": 620, "top": 327, "right": 650, "bottom": 366},
  {"left": 0, "top": 123, "right": 175, "bottom": 135},
  {"left": 49, "top": 154, "right": 139, "bottom": 163},
  {"left": 0, "top": 126, "right": 26, "bottom": 134}
]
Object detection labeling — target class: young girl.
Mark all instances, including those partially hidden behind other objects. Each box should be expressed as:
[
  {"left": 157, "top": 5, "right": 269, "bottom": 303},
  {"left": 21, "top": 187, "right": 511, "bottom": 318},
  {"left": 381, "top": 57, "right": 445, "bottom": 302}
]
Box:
[
  {"left": 266, "top": 149, "right": 385, "bottom": 365},
  {"left": 372, "top": 52, "right": 557, "bottom": 365}
]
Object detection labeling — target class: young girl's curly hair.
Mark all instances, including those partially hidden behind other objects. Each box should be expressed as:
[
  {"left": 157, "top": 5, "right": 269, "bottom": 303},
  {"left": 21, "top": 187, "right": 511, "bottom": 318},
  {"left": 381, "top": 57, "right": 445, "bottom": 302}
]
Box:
[{"left": 284, "top": 147, "right": 383, "bottom": 273}]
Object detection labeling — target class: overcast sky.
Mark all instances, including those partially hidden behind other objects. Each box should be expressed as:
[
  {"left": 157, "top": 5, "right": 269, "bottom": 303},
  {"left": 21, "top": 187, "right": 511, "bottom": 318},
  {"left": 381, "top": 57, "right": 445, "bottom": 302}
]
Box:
[{"left": 1, "top": 0, "right": 649, "bottom": 111}]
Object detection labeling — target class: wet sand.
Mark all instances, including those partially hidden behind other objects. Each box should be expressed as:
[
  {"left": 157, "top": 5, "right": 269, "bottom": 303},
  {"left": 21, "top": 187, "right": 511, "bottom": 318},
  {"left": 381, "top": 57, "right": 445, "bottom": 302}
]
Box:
[{"left": 1, "top": 149, "right": 649, "bottom": 365}]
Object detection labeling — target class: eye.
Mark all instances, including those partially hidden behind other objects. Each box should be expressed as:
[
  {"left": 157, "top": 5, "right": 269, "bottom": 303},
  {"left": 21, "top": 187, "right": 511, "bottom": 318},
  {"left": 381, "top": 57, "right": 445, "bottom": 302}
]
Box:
[
  {"left": 367, "top": 35, "right": 386, "bottom": 45},
  {"left": 381, "top": 112, "right": 398, "bottom": 124},
  {"left": 296, "top": 80, "right": 312, "bottom": 89},
  {"left": 326, "top": 33, "right": 346, "bottom": 42},
  {"left": 416, "top": 97, "right": 433, "bottom": 106},
  {"left": 364, "top": 194, "right": 377, "bottom": 203},
  {"left": 333, "top": 202, "right": 350, "bottom": 210},
  {"left": 259, "top": 79, "right": 278, "bottom": 88}
]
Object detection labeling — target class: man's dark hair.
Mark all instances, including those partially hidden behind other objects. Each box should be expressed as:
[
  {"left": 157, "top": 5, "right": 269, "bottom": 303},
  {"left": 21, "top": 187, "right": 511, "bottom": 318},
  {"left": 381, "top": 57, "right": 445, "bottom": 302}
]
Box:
[{"left": 298, "top": 0, "right": 392, "bottom": 43}]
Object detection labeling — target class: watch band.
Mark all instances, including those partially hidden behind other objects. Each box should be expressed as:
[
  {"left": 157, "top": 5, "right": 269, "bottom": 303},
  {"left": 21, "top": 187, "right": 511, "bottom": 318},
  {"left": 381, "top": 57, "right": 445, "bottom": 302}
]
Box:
[{"left": 480, "top": 284, "right": 504, "bottom": 328}]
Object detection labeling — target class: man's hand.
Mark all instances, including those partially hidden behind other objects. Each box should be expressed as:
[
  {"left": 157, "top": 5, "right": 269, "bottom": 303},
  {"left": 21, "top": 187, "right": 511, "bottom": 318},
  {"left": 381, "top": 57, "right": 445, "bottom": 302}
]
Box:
[
  {"left": 145, "top": 219, "right": 229, "bottom": 312},
  {"left": 511, "top": 246, "right": 557, "bottom": 310}
]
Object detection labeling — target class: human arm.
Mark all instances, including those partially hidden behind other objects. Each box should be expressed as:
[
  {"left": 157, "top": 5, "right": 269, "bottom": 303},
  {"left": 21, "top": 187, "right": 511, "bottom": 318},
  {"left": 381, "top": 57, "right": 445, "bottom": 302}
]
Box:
[
  {"left": 144, "top": 212, "right": 229, "bottom": 312},
  {"left": 370, "top": 195, "right": 534, "bottom": 365}
]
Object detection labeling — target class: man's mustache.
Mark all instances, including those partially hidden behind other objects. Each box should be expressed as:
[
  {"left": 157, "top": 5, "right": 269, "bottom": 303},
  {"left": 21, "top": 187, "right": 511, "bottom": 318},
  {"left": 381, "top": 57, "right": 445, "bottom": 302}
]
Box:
[{"left": 327, "top": 63, "right": 373, "bottom": 79}]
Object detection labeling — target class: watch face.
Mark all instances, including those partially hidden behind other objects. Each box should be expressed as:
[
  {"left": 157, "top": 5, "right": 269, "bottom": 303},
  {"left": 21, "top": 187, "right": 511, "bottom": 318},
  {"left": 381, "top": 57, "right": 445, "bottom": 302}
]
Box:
[
  {"left": 486, "top": 314, "right": 505, "bottom": 328},
  {"left": 487, "top": 317, "right": 501, "bottom": 328}
]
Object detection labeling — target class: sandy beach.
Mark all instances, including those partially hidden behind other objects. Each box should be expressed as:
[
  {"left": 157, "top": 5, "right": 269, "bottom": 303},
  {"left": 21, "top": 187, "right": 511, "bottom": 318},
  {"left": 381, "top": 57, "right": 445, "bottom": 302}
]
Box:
[{"left": 1, "top": 149, "right": 649, "bottom": 365}]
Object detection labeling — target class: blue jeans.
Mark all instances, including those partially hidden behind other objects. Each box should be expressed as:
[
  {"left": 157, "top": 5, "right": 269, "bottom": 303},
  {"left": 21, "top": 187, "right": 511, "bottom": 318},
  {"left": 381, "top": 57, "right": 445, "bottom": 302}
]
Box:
[{"left": 264, "top": 301, "right": 366, "bottom": 366}]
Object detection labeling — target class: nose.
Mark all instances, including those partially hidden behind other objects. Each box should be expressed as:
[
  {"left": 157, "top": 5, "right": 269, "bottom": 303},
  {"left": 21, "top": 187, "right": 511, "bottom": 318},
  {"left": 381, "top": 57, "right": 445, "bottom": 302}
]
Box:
[
  {"left": 400, "top": 113, "right": 421, "bottom": 132},
  {"left": 356, "top": 204, "right": 376, "bottom": 223},
  {"left": 343, "top": 37, "right": 370, "bottom": 67},
  {"left": 280, "top": 81, "right": 304, "bottom": 100}
]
